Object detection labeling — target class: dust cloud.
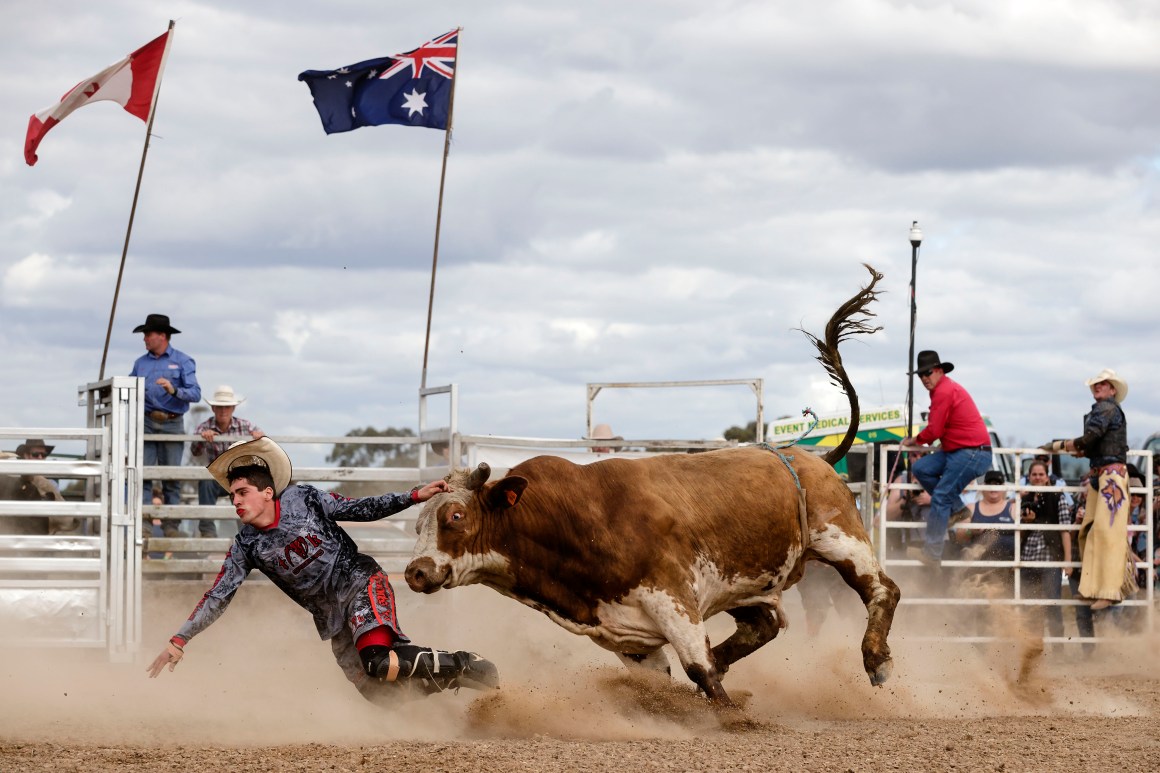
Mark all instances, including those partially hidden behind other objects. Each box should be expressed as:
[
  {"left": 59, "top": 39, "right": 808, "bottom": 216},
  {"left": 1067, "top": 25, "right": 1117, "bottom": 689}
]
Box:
[{"left": 0, "top": 572, "right": 1155, "bottom": 746}]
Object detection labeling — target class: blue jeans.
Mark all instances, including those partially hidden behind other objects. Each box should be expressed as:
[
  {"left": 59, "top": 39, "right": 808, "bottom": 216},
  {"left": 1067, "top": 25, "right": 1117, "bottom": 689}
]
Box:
[
  {"left": 1066, "top": 569, "right": 1095, "bottom": 655},
  {"left": 196, "top": 479, "right": 228, "bottom": 538},
  {"left": 911, "top": 447, "right": 992, "bottom": 558},
  {"left": 143, "top": 415, "right": 185, "bottom": 506},
  {"left": 143, "top": 414, "right": 185, "bottom": 538},
  {"left": 1021, "top": 566, "right": 1064, "bottom": 640}
]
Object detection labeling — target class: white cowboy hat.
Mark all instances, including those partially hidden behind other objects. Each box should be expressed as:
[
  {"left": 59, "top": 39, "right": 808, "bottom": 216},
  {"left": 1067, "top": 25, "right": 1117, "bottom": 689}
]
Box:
[
  {"left": 1084, "top": 368, "right": 1128, "bottom": 403},
  {"left": 205, "top": 384, "right": 245, "bottom": 407},
  {"left": 207, "top": 437, "right": 292, "bottom": 495}
]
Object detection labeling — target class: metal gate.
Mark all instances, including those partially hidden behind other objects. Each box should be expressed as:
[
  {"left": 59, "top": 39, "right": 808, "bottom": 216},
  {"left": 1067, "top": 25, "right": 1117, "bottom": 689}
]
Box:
[{"left": 0, "top": 377, "right": 142, "bottom": 660}]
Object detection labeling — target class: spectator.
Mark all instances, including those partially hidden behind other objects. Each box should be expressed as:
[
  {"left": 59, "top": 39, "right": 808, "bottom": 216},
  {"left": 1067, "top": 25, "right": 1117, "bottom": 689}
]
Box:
[
  {"left": 189, "top": 385, "right": 264, "bottom": 538},
  {"left": 589, "top": 423, "right": 622, "bottom": 454},
  {"left": 129, "top": 313, "right": 201, "bottom": 534},
  {"left": 884, "top": 448, "right": 930, "bottom": 557},
  {"left": 901, "top": 350, "right": 993, "bottom": 566},
  {"left": 0, "top": 439, "right": 75, "bottom": 535},
  {"left": 146, "top": 437, "right": 499, "bottom": 701},
  {"left": 1019, "top": 459, "right": 1072, "bottom": 649},
  {"left": 1042, "top": 368, "right": 1135, "bottom": 611},
  {"left": 1018, "top": 452, "right": 1074, "bottom": 509},
  {"left": 951, "top": 469, "right": 1015, "bottom": 566},
  {"left": 1127, "top": 477, "right": 1148, "bottom": 591}
]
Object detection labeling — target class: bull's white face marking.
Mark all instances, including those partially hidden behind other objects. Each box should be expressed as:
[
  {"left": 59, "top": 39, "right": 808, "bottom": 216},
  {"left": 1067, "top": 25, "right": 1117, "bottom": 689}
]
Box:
[{"left": 410, "top": 495, "right": 511, "bottom": 588}]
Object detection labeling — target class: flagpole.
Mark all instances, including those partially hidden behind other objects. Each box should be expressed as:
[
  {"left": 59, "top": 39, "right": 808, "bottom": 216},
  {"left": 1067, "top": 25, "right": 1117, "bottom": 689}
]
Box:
[
  {"left": 98, "top": 20, "right": 176, "bottom": 381},
  {"left": 420, "top": 27, "right": 462, "bottom": 391}
]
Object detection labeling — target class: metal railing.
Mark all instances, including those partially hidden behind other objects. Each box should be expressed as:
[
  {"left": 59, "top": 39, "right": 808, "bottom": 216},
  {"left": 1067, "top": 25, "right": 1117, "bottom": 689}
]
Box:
[{"left": 878, "top": 445, "right": 1155, "bottom": 643}]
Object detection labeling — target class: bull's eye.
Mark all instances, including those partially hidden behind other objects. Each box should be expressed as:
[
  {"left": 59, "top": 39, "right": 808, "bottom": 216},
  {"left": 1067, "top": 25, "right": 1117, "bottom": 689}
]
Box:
[{"left": 451, "top": 511, "right": 463, "bottom": 521}]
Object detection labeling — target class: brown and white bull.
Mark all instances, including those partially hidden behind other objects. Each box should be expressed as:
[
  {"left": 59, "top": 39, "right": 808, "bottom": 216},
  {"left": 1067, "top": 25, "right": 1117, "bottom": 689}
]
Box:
[{"left": 406, "top": 266, "right": 900, "bottom": 710}]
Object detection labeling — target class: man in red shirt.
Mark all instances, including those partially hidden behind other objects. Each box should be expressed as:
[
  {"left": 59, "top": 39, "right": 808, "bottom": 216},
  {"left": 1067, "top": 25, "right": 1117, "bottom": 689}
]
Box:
[{"left": 901, "top": 350, "right": 993, "bottom": 565}]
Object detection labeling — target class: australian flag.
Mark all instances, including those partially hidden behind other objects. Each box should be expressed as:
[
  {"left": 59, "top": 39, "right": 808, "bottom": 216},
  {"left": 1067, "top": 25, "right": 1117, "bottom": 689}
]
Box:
[{"left": 298, "top": 30, "right": 457, "bottom": 134}]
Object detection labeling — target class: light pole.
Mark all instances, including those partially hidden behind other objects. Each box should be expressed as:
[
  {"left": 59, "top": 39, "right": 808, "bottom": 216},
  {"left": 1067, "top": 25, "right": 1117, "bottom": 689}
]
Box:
[{"left": 905, "top": 221, "right": 922, "bottom": 441}]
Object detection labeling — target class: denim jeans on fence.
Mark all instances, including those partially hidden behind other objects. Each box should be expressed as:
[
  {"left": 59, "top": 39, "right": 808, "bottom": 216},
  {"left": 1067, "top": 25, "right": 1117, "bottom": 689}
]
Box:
[
  {"left": 196, "top": 478, "right": 229, "bottom": 538},
  {"left": 911, "top": 446, "right": 993, "bottom": 559},
  {"left": 143, "top": 415, "right": 185, "bottom": 506}
]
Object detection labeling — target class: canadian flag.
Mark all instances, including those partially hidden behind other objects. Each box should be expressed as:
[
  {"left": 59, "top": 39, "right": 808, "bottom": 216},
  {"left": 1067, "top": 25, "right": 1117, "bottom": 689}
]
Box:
[{"left": 25, "top": 29, "right": 171, "bottom": 166}]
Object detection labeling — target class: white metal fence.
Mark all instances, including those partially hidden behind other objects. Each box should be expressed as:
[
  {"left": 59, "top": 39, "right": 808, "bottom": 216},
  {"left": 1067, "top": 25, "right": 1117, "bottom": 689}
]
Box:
[
  {"left": 5, "top": 376, "right": 1154, "bottom": 658},
  {"left": 878, "top": 444, "right": 1156, "bottom": 643}
]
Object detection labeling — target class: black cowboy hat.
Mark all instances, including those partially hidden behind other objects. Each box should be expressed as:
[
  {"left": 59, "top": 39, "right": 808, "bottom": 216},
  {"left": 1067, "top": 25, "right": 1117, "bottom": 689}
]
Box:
[
  {"left": 909, "top": 350, "right": 954, "bottom": 375},
  {"left": 132, "top": 313, "right": 181, "bottom": 335},
  {"left": 15, "top": 438, "right": 55, "bottom": 456}
]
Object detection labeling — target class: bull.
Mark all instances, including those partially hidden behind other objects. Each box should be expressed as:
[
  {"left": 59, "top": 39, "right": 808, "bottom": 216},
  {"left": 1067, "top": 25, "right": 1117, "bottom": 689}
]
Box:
[{"left": 406, "top": 265, "right": 900, "bottom": 711}]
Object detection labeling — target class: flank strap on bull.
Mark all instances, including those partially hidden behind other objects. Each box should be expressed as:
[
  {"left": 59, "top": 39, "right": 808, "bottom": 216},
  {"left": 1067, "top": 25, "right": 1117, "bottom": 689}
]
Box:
[
  {"left": 756, "top": 407, "right": 819, "bottom": 489},
  {"left": 756, "top": 407, "right": 819, "bottom": 551}
]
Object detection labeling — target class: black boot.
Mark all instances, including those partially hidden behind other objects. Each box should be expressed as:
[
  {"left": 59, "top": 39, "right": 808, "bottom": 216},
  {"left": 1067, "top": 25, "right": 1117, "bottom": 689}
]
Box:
[{"left": 361, "top": 644, "right": 499, "bottom": 694}]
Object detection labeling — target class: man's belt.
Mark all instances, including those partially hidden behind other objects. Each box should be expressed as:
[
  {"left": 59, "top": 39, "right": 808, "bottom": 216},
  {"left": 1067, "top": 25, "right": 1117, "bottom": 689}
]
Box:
[{"left": 147, "top": 410, "right": 182, "bottom": 422}]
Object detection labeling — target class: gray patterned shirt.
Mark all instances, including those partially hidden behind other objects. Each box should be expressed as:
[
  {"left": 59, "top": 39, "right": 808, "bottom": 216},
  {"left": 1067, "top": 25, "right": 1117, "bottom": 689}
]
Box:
[{"left": 174, "top": 484, "right": 414, "bottom": 643}]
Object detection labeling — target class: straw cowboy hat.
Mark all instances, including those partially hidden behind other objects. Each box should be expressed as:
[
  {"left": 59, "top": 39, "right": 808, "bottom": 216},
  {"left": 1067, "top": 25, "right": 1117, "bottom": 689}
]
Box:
[
  {"left": 205, "top": 385, "right": 245, "bottom": 407},
  {"left": 207, "top": 437, "right": 292, "bottom": 496},
  {"left": 132, "top": 313, "right": 181, "bottom": 335},
  {"left": 908, "top": 350, "right": 954, "bottom": 375},
  {"left": 15, "top": 438, "right": 54, "bottom": 456},
  {"left": 1084, "top": 368, "right": 1128, "bottom": 403}
]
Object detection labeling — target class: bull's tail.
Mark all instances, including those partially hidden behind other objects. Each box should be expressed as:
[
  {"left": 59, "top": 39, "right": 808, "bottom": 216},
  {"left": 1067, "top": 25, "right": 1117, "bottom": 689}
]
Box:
[{"left": 800, "top": 263, "right": 884, "bottom": 467}]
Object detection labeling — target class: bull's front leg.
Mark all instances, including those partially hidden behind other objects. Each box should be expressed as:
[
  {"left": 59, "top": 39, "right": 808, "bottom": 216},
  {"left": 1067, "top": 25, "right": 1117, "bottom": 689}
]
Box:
[
  {"left": 637, "top": 592, "right": 740, "bottom": 710},
  {"left": 682, "top": 655, "right": 734, "bottom": 707}
]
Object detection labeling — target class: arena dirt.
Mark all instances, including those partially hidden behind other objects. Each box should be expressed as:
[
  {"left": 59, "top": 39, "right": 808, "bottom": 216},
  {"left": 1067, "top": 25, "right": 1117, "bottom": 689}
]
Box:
[{"left": 1, "top": 578, "right": 1158, "bottom": 771}]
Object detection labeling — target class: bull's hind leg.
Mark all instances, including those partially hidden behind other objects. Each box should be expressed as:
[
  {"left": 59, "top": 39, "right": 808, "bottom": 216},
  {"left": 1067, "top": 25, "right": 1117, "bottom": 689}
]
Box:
[
  {"left": 711, "top": 605, "right": 782, "bottom": 676},
  {"left": 808, "top": 523, "right": 901, "bottom": 686}
]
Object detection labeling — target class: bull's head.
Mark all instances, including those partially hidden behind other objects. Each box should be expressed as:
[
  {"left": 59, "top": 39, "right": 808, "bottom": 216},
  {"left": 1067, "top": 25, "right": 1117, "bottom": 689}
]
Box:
[{"left": 405, "top": 462, "right": 528, "bottom": 593}]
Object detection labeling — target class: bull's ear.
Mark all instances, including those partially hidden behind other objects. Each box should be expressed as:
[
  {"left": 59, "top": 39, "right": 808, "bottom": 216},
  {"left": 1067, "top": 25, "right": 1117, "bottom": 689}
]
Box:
[{"left": 486, "top": 477, "right": 528, "bottom": 511}]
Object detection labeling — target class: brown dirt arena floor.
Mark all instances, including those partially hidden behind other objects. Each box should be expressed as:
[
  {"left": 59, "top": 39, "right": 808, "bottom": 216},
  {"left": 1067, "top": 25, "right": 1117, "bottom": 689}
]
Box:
[{"left": 2, "top": 577, "right": 1158, "bottom": 772}]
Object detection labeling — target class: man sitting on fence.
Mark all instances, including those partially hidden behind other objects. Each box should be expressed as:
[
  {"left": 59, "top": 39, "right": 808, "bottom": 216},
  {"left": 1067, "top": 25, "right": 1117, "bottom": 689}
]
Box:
[
  {"left": 901, "top": 350, "right": 993, "bottom": 567},
  {"left": 146, "top": 437, "right": 499, "bottom": 701}
]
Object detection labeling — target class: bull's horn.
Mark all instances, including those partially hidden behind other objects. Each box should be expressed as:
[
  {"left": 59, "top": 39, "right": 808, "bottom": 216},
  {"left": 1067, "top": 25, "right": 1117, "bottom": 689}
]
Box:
[{"left": 467, "top": 463, "right": 491, "bottom": 490}]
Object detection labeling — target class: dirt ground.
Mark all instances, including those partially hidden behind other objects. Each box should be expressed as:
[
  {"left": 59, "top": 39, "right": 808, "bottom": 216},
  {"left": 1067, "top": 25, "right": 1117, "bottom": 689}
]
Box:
[{"left": 2, "top": 578, "right": 1159, "bottom": 772}]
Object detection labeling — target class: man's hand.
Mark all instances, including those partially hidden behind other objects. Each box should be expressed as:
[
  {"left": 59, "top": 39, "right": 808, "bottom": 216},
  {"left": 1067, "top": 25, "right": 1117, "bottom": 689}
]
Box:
[
  {"left": 412, "top": 480, "right": 450, "bottom": 502},
  {"left": 900, "top": 437, "right": 918, "bottom": 447},
  {"left": 154, "top": 377, "right": 175, "bottom": 395},
  {"left": 146, "top": 641, "right": 184, "bottom": 678},
  {"left": 200, "top": 429, "right": 217, "bottom": 442}
]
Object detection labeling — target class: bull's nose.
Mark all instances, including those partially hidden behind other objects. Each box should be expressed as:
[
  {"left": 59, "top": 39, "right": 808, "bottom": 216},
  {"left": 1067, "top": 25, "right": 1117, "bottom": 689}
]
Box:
[{"left": 405, "top": 557, "right": 440, "bottom": 593}]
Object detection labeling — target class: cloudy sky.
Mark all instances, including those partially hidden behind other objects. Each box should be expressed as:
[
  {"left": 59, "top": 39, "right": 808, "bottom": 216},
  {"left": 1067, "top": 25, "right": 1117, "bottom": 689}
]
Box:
[{"left": 2, "top": 0, "right": 1159, "bottom": 466}]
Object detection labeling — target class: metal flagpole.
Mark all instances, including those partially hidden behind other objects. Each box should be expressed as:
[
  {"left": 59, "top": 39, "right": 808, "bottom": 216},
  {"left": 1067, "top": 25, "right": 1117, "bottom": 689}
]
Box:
[
  {"left": 98, "top": 20, "right": 176, "bottom": 381},
  {"left": 420, "top": 27, "right": 462, "bottom": 390},
  {"left": 905, "top": 221, "right": 923, "bottom": 440}
]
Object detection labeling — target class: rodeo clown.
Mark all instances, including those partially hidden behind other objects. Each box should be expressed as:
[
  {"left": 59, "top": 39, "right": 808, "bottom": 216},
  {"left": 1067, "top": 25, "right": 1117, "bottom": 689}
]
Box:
[{"left": 146, "top": 437, "right": 498, "bottom": 700}]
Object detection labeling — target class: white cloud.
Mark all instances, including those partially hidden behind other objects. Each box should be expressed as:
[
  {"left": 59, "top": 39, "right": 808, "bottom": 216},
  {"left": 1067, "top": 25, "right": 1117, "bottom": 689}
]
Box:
[{"left": 0, "top": 0, "right": 1158, "bottom": 456}]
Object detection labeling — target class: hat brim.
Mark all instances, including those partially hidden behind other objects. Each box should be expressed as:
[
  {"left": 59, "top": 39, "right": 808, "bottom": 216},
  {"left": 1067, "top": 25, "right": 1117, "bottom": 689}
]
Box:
[
  {"left": 1084, "top": 374, "right": 1128, "bottom": 403},
  {"left": 15, "top": 444, "right": 54, "bottom": 455},
  {"left": 205, "top": 398, "right": 245, "bottom": 407},
  {"left": 207, "top": 437, "right": 292, "bottom": 496},
  {"left": 132, "top": 324, "right": 181, "bottom": 334},
  {"left": 908, "top": 361, "right": 954, "bottom": 375}
]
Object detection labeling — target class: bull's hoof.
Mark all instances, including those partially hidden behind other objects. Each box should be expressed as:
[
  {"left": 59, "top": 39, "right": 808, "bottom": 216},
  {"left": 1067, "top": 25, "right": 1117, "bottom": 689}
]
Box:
[
  {"left": 717, "top": 707, "right": 770, "bottom": 733},
  {"left": 868, "top": 657, "right": 893, "bottom": 686}
]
